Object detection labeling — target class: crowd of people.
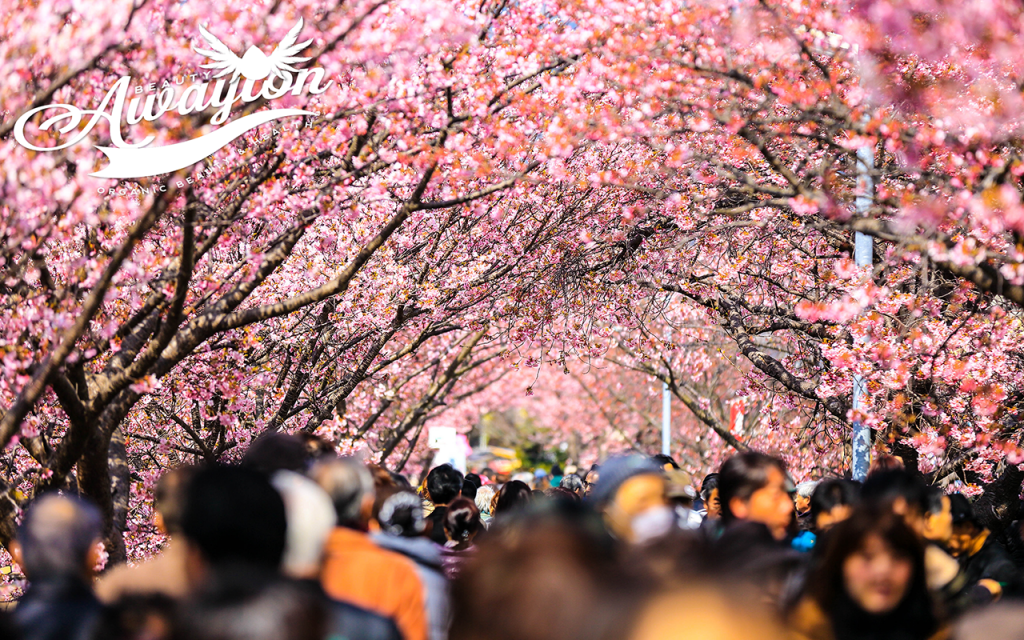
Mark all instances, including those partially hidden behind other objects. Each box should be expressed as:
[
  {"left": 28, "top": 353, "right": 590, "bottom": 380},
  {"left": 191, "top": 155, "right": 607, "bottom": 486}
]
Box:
[{"left": 2, "top": 433, "right": 1023, "bottom": 640}]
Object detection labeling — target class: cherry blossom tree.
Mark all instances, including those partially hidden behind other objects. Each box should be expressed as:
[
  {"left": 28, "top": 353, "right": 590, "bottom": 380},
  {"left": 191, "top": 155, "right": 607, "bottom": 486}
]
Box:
[
  {"left": 5, "top": 0, "right": 1024, "bottom": 572},
  {"left": 0, "top": 0, "right": 590, "bottom": 563}
]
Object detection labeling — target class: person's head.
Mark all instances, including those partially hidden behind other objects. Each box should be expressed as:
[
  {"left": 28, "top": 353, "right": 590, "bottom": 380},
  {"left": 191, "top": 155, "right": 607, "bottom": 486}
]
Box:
[
  {"left": 630, "top": 586, "right": 787, "bottom": 640},
  {"left": 551, "top": 464, "right": 563, "bottom": 477},
  {"left": 181, "top": 466, "right": 287, "bottom": 575},
  {"left": 794, "top": 481, "right": 819, "bottom": 515},
  {"left": 494, "top": 480, "right": 532, "bottom": 515},
  {"left": 426, "top": 464, "right": 463, "bottom": 507},
  {"left": 14, "top": 494, "right": 103, "bottom": 583},
  {"left": 545, "top": 487, "right": 581, "bottom": 504},
  {"left": 481, "top": 468, "right": 497, "bottom": 484},
  {"left": 560, "top": 474, "right": 586, "bottom": 497},
  {"left": 296, "top": 432, "right": 336, "bottom": 462},
  {"left": 869, "top": 454, "right": 905, "bottom": 474},
  {"left": 444, "top": 497, "right": 482, "bottom": 548},
  {"left": 241, "top": 433, "right": 310, "bottom": 476},
  {"left": 592, "top": 456, "right": 671, "bottom": 544},
  {"left": 810, "top": 478, "right": 859, "bottom": 533},
  {"left": 700, "top": 473, "right": 721, "bottom": 519},
  {"left": 921, "top": 486, "right": 953, "bottom": 545},
  {"left": 948, "top": 493, "right": 984, "bottom": 556},
  {"left": 475, "top": 485, "right": 496, "bottom": 515},
  {"left": 95, "top": 594, "right": 176, "bottom": 640},
  {"left": 651, "top": 454, "right": 678, "bottom": 471},
  {"left": 309, "top": 457, "right": 375, "bottom": 530},
  {"left": 664, "top": 469, "right": 697, "bottom": 509},
  {"left": 718, "top": 452, "right": 792, "bottom": 539},
  {"left": 860, "top": 469, "right": 928, "bottom": 536},
  {"left": 461, "top": 479, "right": 478, "bottom": 500},
  {"left": 174, "top": 570, "right": 327, "bottom": 640},
  {"left": 270, "top": 470, "right": 336, "bottom": 579},
  {"left": 449, "top": 503, "right": 646, "bottom": 640},
  {"left": 366, "top": 464, "right": 398, "bottom": 494},
  {"left": 154, "top": 466, "right": 195, "bottom": 536},
  {"left": 584, "top": 464, "right": 601, "bottom": 493},
  {"left": 803, "top": 505, "right": 935, "bottom": 632},
  {"left": 377, "top": 490, "right": 428, "bottom": 538},
  {"left": 465, "top": 473, "right": 482, "bottom": 489},
  {"left": 388, "top": 470, "right": 412, "bottom": 489},
  {"left": 533, "top": 469, "right": 549, "bottom": 489}
]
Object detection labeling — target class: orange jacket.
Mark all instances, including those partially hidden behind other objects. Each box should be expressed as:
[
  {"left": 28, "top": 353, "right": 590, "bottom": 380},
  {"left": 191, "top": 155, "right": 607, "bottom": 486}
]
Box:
[{"left": 321, "top": 527, "right": 428, "bottom": 640}]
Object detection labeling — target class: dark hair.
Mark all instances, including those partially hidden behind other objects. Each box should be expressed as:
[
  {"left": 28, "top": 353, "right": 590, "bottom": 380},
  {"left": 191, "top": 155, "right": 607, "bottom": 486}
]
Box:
[
  {"left": 699, "top": 473, "right": 720, "bottom": 501},
  {"left": 241, "top": 433, "right": 310, "bottom": 475},
  {"left": 550, "top": 464, "right": 563, "bottom": 476},
  {"left": 449, "top": 500, "right": 645, "bottom": 640},
  {"left": 426, "top": 464, "right": 464, "bottom": 506},
  {"left": 444, "top": 497, "right": 482, "bottom": 549},
  {"left": 559, "top": 474, "right": 586, "bottom": 496},
  {"left": 861, "top": 469, "right": 928, "bottom": 516},
  {"left": 18, "top": 494, "right": 103, "bottom": 581},
  {"left": 799, "top": 505, "right": 938, "bottom": 640},
  {"left": 367, "top": 464, "right": 397, "bottom": 489},
  {"left": 461, "top": 480, "right": 478, "bottom": 500},
  {"left": 810, "top": 479, "right": 859, "bottom": 523},
  {"left": 718, "top": 452, "right": 787, "bottom": 522},
  {"left": 949, "top": 493, "right": 979, "bottom": 529},
  {"left": 155, "top": 466, "right": 195, "bottom": 536},
  {"left": 544, "top": 487, "right": 581, "bottom": 504},
  {"left": 651, "top": 454, "right": 679, "bottom": 470},
  {"left": 182, "top": 466, "right": 287, "bottom": 569},
  {"left": 389, "top": 471, "right": 412, "bottom": 489},
  {"left": 869, "top": 454, "right": 905, "bottom": 474},
  {"left": 95, "top": 594, "right": 176, "bottom": 640},
  {"left": 494, "top": 480, "right": 532, "bottom": 516},
  {"left": 465, "top": 473, "right": 482, "bottom": 489},
  {"left": 922, "top": 486, "right": 946, "bottom": 517}
]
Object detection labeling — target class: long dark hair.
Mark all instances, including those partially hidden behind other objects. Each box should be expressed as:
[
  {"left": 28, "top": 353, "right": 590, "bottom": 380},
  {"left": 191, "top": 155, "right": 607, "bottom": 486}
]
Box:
[{"left": 801, "top": 505, "right": 939, "bottom": 640}]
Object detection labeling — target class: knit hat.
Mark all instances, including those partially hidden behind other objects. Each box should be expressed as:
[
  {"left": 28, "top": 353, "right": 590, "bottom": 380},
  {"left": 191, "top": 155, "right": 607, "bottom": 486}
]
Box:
[{"left": 589, "top": 455, "right": 663, "bottom": 505}]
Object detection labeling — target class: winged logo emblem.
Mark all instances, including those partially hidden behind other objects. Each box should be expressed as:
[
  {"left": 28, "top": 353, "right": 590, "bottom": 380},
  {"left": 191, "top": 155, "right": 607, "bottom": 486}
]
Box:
[{"left": 193, "top": 18, "right": 313, "bottom": 82}]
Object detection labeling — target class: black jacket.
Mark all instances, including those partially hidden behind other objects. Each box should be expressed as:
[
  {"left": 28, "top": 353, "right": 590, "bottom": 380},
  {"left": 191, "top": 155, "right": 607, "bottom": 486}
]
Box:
[
  {"left": 425, "top": 507, "right": 449, "bottom": 546},
  {"left": 296, "top": 579, "right": 403, "bottom": 640},
  {"left": 13, "top": 577, "right": 104, "bottom": 640},
  {"left": 329, "top": 599, "right": 403, "bottom": 640},
  {"left": 960, "top": 535, "right": 1021, "bottom": 595}
]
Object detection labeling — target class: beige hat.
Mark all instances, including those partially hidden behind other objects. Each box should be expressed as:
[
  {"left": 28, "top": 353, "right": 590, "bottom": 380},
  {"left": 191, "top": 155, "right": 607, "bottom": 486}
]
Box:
[{"left": 665, "top": 469, "right": 697, "bottom": 500}]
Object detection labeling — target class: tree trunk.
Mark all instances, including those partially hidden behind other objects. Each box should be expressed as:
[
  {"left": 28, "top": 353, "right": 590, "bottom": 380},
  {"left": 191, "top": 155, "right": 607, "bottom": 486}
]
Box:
[
  {"left": 76, "top": 427, "right": 120, "bottom": 565},
  {"left": 973, "top": 463, "right": 1024, "bottom": 537},
  {"left": 106, "top": 426, "right": 130, "bottom": 565}
]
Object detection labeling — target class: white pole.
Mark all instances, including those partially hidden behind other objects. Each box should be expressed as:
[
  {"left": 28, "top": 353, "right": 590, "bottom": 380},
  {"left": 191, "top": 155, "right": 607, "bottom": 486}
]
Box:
[
  {"left": 852, "top": 143, "right": 874, "bottom": 481},
  {"left": 661, "top": 381, "right": 671, "bottom": 456}
]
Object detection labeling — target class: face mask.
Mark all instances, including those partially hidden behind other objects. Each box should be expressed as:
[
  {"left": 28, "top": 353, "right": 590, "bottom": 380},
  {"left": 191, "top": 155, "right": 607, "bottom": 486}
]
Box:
[{"left": 631, "top": 506, "right": 676, "bottom": 544}]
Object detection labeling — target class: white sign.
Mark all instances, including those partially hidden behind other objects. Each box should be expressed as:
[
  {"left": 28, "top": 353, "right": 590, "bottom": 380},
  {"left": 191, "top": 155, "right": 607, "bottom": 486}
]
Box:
[{"left": 428, "top": 426, "right": 457, "bottom": 450}]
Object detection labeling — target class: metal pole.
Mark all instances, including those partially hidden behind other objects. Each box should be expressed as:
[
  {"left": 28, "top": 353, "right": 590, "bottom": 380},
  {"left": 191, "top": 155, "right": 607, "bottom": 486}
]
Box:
[
  {"left": 851, "top": 143, "right": 874, "bottom": 481},
  {"left": 661, "top": 382, "right": 671, "bottom": 456}
]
